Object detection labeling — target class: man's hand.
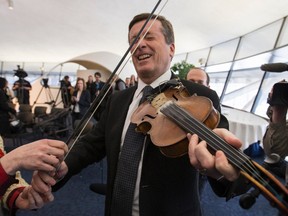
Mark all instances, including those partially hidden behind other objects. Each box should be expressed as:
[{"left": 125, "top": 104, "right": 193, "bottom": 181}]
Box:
[
  {"left": 188, "top": 128, "right": 242, "bottom": 181},
  {"left": 15, "top": 185, "right": 54, "bottom": 210},
  {"left": 1, "top": 139, "right": 68, "bottom": 175},
  {"left": 31, "top": 161, "right": 68, "bottom": 194}
]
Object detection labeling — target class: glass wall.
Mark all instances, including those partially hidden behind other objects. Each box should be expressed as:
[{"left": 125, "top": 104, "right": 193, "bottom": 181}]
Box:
[
  {"left": 173, "top": 15, "right": 288, "bottom": 118},
  {"left": 1, "top": 16, "right": 288, "bottom": 118}
]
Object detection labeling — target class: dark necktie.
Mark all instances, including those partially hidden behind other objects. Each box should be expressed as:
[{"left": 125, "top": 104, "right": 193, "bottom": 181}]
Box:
[{"left": 111, "top": 85, "right": 153, "bottom": 216}]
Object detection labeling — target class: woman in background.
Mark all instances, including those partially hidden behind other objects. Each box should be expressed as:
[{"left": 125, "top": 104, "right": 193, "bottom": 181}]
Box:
[
  {"left": 71, "top": 78, "right": 91, "bottom": 127},
  {"left": 129, "top": 74, "right": 137, "bottom": 87}
]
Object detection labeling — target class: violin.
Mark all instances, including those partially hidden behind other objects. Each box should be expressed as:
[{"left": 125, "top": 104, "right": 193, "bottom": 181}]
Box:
[{"left": 131, "top": 81, "right": 288, "bottom": 214}]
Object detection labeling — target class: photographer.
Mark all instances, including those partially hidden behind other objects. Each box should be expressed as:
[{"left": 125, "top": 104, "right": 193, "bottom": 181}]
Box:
[
  {"left": 60, "top": 75, "right": 72, "bottom": 108},
  {"left": 12, "top": 66, "right": 31, "bottom": 105},
  {"left": 262, "top": 80, "right": 288, "bottom": 178}
]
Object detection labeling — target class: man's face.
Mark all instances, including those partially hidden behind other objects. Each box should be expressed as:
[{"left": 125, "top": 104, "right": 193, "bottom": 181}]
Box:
[
  {"left": 186, "top": 69, "right": 209, "bottom": 87},
  {"left": 95, "top": 75, "right": 101, "bottom": 82},
  {"left": 129, "top": 20, "right": 175, "bottom": 84}
]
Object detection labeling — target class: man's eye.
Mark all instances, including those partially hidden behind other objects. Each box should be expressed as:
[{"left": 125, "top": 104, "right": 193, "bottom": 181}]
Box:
[{"left": 130, "top": 37, "right": 138, "bottom": 45}]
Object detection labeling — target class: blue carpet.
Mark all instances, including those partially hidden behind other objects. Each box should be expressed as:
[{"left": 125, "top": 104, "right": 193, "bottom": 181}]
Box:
[
  {"left": 3, "top": 136, "right": 280, "bottom": 216},
  {"left": 17, "top": 162, "right": 106, "bottom": 216},
  {"left": 17, "top": 158, "right": 280, "bottom": 216}
]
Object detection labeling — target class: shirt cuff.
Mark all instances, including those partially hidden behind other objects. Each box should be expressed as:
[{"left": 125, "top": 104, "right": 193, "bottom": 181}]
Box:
[
  {"left": 0, "top": 163, "right": 18, "bottom": 198},
  {"left": 6, "top": 187, "right": 25, "bottom": 216}
]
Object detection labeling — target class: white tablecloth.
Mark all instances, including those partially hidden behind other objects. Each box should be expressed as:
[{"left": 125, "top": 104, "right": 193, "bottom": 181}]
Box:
[{"left": 222, "top": 106, "right": 269, "bottom": 150}]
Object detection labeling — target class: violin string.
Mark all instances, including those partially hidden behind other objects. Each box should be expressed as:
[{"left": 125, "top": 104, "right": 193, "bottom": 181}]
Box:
[
  {"left": 172, "top": 103, "right": 273, "bottom": 187},
  {"left": 175, "top": 104, "right": 284, "bottom": 198},
  {"left": 169, "top": 102, "right": 288, "bottom": 206},
  {"left": 62, "top": 0, "right": 168, "bottom": 161},
  {"left": 160, "top": 102, "right": 271, "bottom": 187},
  {"left": 166, "top": 102, "right": 286, "bottom": 198},
  {"left": 162, "top": 103, "right": 255, "bottom": 169}
]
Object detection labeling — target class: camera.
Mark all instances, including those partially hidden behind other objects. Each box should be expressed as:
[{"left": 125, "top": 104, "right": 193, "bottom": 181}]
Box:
[
  {"left": 14, "top": 65, "right": 28, "bottom": 78},
  {"left": 267, "top": 81, "right": 288, "bottom": 106},
  {"left": 41, "top": 78, "right": 49, "bottom": 88}
]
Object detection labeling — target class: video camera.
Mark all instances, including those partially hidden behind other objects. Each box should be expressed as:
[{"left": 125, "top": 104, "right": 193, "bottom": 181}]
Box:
[
  {"left": 14, "top": 65, "right": 28, "bottom": 78},
  {"left": 267, "top": 81, "right": 288, "bottom": 106},
  {"left": 41, "top": 78, "right": 49, "bottom": 88}
]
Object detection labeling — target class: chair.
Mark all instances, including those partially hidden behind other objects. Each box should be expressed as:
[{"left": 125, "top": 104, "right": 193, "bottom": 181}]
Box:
[
  {"left": 34, "top": 108, "right": 71, "bottom": 138},
  {"left": 17, "top": 112, "right": 34, "bottom": 126},
  {"left": 19, "top": 104, "right": 32, "bottom": 112},
  {"left": 4, "top": 112, "right": 36, "bottom": 147},
  {"left": 33, "top": 106, "right": 48, "bottom": 123},
  {"left": 16, "top": 111, "right": 35, "bottom": 135}
]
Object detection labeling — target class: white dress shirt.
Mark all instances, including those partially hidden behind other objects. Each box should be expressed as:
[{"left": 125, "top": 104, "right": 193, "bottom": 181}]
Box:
[{"left": 119, "top": 70, "right": 172, "bottom": 216}]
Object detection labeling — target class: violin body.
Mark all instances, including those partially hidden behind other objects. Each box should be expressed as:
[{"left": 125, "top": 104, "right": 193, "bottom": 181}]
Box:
[
  {"left": 131, "top": 82, "right": 288, "bottom": 214},
  {"left": 132, "top": 84, "right": 220, "bottom": 157}
]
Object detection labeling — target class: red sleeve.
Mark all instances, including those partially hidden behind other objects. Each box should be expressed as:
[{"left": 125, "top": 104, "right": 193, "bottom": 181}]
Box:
[
  {"left": 6, "top": 187, "right": 25, "bottom": 216},
  {"left": 0, "top": 163, "right": 18, "bottom": 198}
]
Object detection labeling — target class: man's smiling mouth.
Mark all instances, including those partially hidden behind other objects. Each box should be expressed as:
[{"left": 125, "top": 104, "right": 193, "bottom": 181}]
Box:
[{"left": 138, "top": 54, "right": 151, "bottom": 60}]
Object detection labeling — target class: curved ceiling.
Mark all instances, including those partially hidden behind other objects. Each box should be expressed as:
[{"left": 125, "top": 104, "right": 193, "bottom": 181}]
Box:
[{"left": 1, "top": 0, "right": 288, "bottom": 62}]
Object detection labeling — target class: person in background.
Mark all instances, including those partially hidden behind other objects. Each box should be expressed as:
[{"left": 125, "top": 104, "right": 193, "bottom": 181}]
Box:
[
  {"left": 186, "top": 67, "right": 210, "bottom": 88},
  {"left": 129, "top": 74, "right": 137, "bottom": 87},
  {"left": 12, "top": 78, "right": 31, "bottom": 105},
  {"left": 91, "top": 72, "right": 105, "bottom": 102},
  {"left": 0, "top": 136, "right": 67, "bottom": 215},
  {"left": 86, "top": 75, "right": 94, "bottom": 102},
  {"left": 0, "top": 77, "right": 17, "bottom": 135},
  {"left": 262, "top": 80, "right": 288, "bottom": 178},
  {"left": 125, "top": 77, "right": 131, "bottom": 88},
  {"left": 113, "top": 75, "right": 126, "bottom": 93},
  {"left": 71, "top": 78, "right": 91, "bottom": 127},
  {"left": 60, "top": 75, "right": 73, "bottom": 108},
  {"left": 90, "top": 72, "right": 108, "bottom": 121},
  {"left": 31, "top": 13, "right": 246, "bottom": 216}
]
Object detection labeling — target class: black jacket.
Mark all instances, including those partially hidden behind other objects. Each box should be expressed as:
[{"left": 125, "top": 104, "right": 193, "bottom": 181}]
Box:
[{"left": 57, "top": 77, "right": 245, "bottom": 216}]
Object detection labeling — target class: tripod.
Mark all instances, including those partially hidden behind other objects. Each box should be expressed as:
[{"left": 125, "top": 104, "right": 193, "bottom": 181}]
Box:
[
  {"left": 54, "top": 85, "right": 71, "bottom": 108},
  {"left": 33, "top": 79, "right": 55, "bottom": 106},
  {"left": 55, "top": 80, "right": 71, "bottom": 108}
]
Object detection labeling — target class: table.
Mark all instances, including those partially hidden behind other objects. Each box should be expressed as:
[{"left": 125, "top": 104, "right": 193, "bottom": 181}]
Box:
[{"left": 221, "top": 106, "right": 269, "bottom": 150}]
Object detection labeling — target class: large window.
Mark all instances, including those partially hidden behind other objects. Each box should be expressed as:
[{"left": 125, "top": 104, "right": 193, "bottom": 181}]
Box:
[
  {"left": 1, "top": 16, "right": 288, "bottom": 118},
  {"left": 174, "top": 15, "right": 288, "bottom": 118}
]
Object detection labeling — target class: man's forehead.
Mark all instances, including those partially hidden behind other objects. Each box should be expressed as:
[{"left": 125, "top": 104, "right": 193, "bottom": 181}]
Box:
[{"left": 129, "top": 20, "right": 161, "bottom": 36}]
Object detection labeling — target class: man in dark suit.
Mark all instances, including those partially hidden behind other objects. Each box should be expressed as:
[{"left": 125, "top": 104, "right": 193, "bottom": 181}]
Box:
[
  {"left": 32, "top": 13, "right": 245, "bottom": 215},
  {"left": 91, "top": 71, "right": 105, "bottom": 101}
]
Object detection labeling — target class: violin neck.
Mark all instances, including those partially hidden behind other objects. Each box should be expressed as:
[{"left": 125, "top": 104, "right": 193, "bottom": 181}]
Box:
[
  {"left": 160, "top": 102, "right": 254, "bottom": 172},
  {"left": 160, "top": 101, "right": 288, "bottom": 214}
]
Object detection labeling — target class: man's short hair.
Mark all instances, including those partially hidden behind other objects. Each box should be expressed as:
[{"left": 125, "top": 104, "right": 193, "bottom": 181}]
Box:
[
  {"left": 186, "top": 67, "right": 210, "bottom": 85},
  {"left": 94, "top": 72, "right": 102, "bottom": 77},
  {"left": 128, "top": 13, "right": 174, "bottom": 45}
]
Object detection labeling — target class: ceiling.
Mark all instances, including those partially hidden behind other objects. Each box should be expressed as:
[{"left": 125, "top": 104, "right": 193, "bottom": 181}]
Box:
[{"left": 1, "top": 0, "right": 288, "bottom": 63}]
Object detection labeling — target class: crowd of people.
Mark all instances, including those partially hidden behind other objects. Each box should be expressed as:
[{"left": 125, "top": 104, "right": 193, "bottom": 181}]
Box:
[
  {"left": 0, "top": 68, "right": 137, "bottom": 136},
  {"left": 0, "top": 12, "right": 287, "bottom": 216},
  {"left": 60, "top": 72, "right": 137, "bottom": 126}
]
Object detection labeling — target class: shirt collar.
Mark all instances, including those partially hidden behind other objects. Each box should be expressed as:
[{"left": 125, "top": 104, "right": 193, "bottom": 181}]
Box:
[{"left": 135, "top": 70, "right": 172, "bottom": 99}]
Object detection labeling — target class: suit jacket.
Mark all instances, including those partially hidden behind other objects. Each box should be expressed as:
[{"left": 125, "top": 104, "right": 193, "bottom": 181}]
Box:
[
  {"left": 59, "top": 77, "right": 242, "bottom": 216},
  {"left": 90, "top": 81, "right": 106, "bottom": 101}
]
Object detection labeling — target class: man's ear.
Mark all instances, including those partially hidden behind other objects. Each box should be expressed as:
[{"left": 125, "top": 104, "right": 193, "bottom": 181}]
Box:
[{"left": 169, "top": 43, "right": 175, "bottom": 60}]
